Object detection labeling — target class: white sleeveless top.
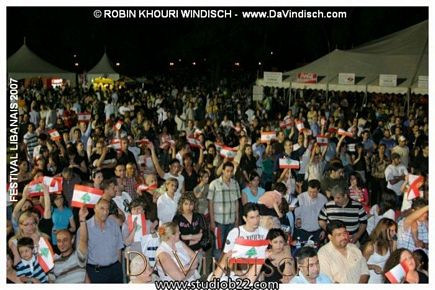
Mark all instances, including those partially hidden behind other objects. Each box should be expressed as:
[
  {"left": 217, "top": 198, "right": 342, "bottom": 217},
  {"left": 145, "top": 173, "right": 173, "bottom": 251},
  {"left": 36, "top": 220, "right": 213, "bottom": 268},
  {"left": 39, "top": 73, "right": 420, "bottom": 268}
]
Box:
[
  {"left": 156, "top": 241, "right": 200, "bottom": 281},
  {"left": 367, "top": 249, "right": 390, "bottom": 283}
]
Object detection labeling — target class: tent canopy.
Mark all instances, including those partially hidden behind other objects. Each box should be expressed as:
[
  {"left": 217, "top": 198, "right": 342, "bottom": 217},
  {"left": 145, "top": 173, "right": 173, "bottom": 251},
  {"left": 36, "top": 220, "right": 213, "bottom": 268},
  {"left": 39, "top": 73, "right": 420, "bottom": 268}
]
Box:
[
  {"left": 8, "top": 43, "right": 75, "bottom": 81},
  {"left": 262, "top": 20, "right": 428, "bottom": 95},
  {"left": 87, "top": 52, "right": 120, "bottom": 81}
]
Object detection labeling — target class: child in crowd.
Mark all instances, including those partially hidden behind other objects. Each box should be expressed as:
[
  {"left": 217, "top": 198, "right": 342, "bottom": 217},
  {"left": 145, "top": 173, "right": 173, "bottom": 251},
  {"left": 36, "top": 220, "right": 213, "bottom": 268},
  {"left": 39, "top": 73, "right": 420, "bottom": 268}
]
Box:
[{"left": 15, "top": 237, "right": 48, "bottom": 283}]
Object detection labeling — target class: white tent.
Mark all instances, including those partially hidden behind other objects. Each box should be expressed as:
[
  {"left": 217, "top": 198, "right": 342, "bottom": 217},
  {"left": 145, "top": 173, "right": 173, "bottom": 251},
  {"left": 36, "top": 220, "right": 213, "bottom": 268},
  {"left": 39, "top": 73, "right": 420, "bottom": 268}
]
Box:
[
  {"left": 8, "top": 43, "right": 75, "bottom": 82},
  {"left": 259, "top": 20, "right": 428, "bottom": 95},
  {"left": 87, "top": 52, "right": 120, "bottom": 81}
]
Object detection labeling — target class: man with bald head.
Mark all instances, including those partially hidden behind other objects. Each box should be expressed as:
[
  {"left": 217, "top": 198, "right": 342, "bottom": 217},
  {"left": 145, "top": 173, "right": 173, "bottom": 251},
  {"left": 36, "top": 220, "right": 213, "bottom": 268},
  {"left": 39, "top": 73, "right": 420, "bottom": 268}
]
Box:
[
  {"left": 85, "top": 198, "right": 124, "bottom": 283},
  {"left": 52, "top": 206, "right": 88, "bottom": 283}
]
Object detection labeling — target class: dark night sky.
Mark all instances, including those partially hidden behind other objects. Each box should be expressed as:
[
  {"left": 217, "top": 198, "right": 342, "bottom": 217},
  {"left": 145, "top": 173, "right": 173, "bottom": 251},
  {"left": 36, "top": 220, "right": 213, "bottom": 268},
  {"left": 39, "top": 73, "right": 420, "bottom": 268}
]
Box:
[{"left": 7, "top": 7, "right": 428, "bottom": 76}]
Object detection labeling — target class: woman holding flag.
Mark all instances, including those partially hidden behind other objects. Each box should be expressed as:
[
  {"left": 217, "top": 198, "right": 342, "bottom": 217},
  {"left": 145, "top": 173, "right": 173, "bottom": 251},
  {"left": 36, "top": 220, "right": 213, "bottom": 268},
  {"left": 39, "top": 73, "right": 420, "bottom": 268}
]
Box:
[{"left": 383, "top": 248, "right": 428, "bottom": 283}]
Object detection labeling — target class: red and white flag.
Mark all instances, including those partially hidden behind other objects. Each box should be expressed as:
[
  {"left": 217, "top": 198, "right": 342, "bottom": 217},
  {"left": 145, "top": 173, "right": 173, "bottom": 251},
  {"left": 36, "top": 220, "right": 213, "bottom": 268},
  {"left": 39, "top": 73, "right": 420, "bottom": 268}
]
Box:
[
  {"left": 109, "top": 139, "right": 121, "bottom": 150},
  {"left": 71, "top": 185, "right": 104, "bottom": 208},
  {"left": 230, "top": 238, "right": 269, "bottom": 265},
  {"left": 338, "top": 128, "right": 353, "bottom": 138},
  {"left": 38, "top": 176, "right": 63, "bottom": 194},
  {"left": 37, "top": 237, "right": 55, "bottom": 273},
  {"left": 187, "top": 137, "right": 203, "bottom": 148},
  {"left": 160, "top": 139, "right": 175, "bottom": 149},
  {"left": 406, "top": 174, "right": 424, "bottom": 200},
  {"left": 127, "top": 214, "right": 147, "bottom": 242},
  {"left": 385, "top": 261, "right": 409, "bottom": 283},
  {"left": 214, "top": 227, "right": 223, "bottom": 250},
  {"left": 279, "top": 158, "right": 300, "bottom": 169},
  {"left": 77, "top": 113, "right": 91, "bottom": 122},
  {"left": 48, "top": 129, "right": 61, "bottom": 141},
  {"left": 136, "top": 138, "right": 150, "bottom": 146},
  {"left": 261, "top": 131, "right": 276, "bottom": 143},
  {"left": 194, "top": 129, "right": 203, "bottom": 138},
  {"left": 220, "top": 146, "right": 237, "bottom": 160},
  {"left": 27, "top": 182, "right": 45, "bottom": 197},
  {"left": 316, "top": 135, "right": 329, "bottom": 146},
  {"left": 115, "top": 120, "right": 123, "bottom": 131},
  {"left": 295, "top": 120, "right": 305, "bottom": 132},
  {"left": 215, "top": 142, "right": 224, "bottom": 153},
  {"left": 136, "top": 183, "right": 158, "bottom": 192}
]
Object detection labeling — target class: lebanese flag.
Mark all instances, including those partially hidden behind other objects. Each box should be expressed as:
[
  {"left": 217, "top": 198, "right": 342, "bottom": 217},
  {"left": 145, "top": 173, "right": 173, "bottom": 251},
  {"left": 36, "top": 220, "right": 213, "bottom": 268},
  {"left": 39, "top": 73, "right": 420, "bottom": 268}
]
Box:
[
  {"left": 77, "top": 113, "right": 91, "bottom": 122},
  {"left": 136, "top": 138, "right": 150, "bottom": 146},
  {"left": 127, "top": 214, "right": 147, "bottom": 242},
  {"left": 279, "top": 158, "right": 300, "bottom": 169},
  {"left": 220, "top": 146, "right": 237, "bottom": 160},
  {"left": 37, "top": 237, "right": 55, "bottom": 273},
  {"left": 215, "top": 227, "right": 223, "bottom": 250},
  {"left": 230, "top": 238, "right": 269, "bottom": 265},
  {"left": 27, "top": 181, "right": 45, "bottom": 197},
  {"left": 136, "top": 183, "right": 158, "bottom": 192},
  {"left": 385, "top": 261, "right": 409, "bottom": 283},
  {"left": 261, "top": 131, "right": 276, "bottom": 143},
  {"left": 295, "top": 120, "right": 305, "bottom": 132},
  {"left": 316, "top": 135, "right": 328, "bottom": 146},
  {"left": 338, "top": 128, "right": 353, "bottom": 138},
  {"left": 187, "top": 137, "right": 203, "bottom": 148},
  {"left": 37, "top": 176, "right": 63, "bottom": 194},
  {"left": 194, "top": 129, "right": 203, "bottom": 138},
  {"left": 109, "top": 139, "right": 121, "bottom": 150},
  {"left": 115, "top": 120, "right": 123, "bottom": 130},
  {"left": 406, "top": 174, "right": 424, "bottom": 200},
  {"left": 71, "top": 185, "right": 104, "bottom": 208},
  {"left": 48, "top": 129, "right": 61, "bottom": 141},
  {"left": 215, "top": 142, "right": 224, "bottom": 153}
]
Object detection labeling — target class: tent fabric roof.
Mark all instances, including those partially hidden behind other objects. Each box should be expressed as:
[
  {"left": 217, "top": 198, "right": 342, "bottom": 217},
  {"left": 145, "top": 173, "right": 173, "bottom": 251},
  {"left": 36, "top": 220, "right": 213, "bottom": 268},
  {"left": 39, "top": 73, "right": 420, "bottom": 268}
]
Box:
[
  {"left": 8, "top": 44, "right": 71, "bottom": 74},
  {"left": 88, "top": 53, "right": 118, "bottom": 74},
  {"left": 281, "top": 20, "right": 428, "bottom": 94}
]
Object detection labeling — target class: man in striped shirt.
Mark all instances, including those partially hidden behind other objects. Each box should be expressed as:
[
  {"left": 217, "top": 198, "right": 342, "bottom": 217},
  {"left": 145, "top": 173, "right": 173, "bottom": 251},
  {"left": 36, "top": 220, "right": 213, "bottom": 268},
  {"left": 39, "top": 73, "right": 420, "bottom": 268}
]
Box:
[
  {"left": 318, "top": 185, "right": 368, "bottom": 245},
  {"left": 52, "top": 206, "right": 88, "bottom": 283}
]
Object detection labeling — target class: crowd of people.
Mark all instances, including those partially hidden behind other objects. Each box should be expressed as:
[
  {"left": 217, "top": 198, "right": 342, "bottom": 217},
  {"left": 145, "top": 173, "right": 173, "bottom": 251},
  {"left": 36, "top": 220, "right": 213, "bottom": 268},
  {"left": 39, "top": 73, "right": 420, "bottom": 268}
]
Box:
[{"left": 7, "top": 75, "right": 429, "bottom": 284}]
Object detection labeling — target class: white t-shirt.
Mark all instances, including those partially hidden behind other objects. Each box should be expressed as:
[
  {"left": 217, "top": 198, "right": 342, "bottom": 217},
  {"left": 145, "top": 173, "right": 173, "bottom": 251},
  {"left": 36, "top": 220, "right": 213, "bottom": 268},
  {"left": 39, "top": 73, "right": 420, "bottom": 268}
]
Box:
[
  {"left": 224, "top": 225, "right": 268, "bottom": 253},
  {"left": 157, "top": 191, "right": 181, "bottom": 224},
  {"left": 163, "top": 172, "right": 185, "bottom": 194},
  {"left": 385, "top": 164, "right": 408, "bottom": 195}
]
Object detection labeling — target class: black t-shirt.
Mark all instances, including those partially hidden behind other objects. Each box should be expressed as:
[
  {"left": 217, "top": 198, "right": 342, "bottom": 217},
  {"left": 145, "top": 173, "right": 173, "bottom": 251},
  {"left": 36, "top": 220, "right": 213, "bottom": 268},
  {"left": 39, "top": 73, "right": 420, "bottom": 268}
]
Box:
[{"left": 182, "top": 168, "right": 198, "bottom": 192}]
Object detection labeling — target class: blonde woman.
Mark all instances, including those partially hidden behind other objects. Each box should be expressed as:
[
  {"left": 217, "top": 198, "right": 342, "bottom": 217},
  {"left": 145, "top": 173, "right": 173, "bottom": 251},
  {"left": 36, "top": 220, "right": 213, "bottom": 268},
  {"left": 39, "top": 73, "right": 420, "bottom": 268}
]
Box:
[
  {"left": 8, "top": 211, "right": 50, "bottom": 265},
  {"left": 155, "top": 222, "right": 200, "bottom": 281}
]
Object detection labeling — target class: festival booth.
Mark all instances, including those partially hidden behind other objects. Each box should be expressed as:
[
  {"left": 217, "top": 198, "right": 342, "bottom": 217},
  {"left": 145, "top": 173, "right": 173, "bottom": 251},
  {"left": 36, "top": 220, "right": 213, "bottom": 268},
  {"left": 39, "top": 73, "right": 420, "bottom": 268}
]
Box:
[
  {"left": 265, "top": 20, "right": 428, "bottom": 107},
  {"left": 87, "top": 52, "right": 120, "bottom": 90},
  {"left": 7, "top": 42, "right": 75, "bottom": 87}
]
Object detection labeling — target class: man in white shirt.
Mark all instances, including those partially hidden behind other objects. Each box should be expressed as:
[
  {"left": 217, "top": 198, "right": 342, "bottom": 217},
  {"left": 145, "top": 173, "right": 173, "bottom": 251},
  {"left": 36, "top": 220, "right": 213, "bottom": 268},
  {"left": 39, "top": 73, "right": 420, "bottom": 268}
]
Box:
[
  {"left": 212, "top": 203, "right": 268, "bottom": 280},
  {"left": 293, "top": 179, "right": 328, "bottom": 244},
  {"left": 384, "top": 152, "right": 408, "bottom": 208},
  {"left": 317, "top": 220, "right": 369, "bottom": 283}
]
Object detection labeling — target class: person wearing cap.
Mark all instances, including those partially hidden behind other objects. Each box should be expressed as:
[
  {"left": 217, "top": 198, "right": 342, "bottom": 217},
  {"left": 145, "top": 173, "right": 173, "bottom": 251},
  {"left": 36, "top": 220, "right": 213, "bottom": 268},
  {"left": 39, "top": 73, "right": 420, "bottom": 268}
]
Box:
[
  {"left": 317, "top": 220, "right": 369, "bottom": 283},
  {"left": 291, "top": 246, "right": 332, "bottom": 283},
  {"left": 384, "top": 153, "right": 408, "bottom": 208},
  {"left": 392, "top": 136, "right": 410, "bottom": 168}
]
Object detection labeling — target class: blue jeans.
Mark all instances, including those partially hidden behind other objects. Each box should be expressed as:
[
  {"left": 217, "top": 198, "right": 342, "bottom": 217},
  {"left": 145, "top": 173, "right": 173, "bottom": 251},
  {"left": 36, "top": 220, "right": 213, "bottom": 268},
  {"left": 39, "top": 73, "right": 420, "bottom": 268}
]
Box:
[{"left": 212, "top": 222, "right": 235, "bottom": 260}]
